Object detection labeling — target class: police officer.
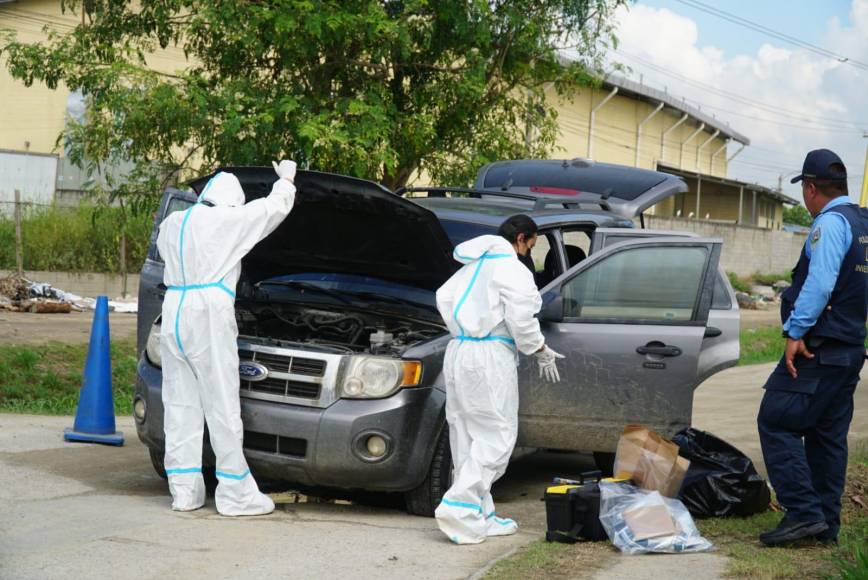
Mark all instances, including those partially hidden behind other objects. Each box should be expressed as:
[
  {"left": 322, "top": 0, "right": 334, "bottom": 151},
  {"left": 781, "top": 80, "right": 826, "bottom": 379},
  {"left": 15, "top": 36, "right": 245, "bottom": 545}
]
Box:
[{"left": 757, "top": 149, "right": 867, "bottom": 546}]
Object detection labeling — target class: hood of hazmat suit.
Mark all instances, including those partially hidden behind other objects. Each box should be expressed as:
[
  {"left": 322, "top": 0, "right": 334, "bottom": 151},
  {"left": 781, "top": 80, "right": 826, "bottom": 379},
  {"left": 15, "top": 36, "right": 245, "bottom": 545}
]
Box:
[
  {"left": 156, "top": 167, "right": 296, "bottom": 516},
  {"left": 433, "top": 234, "right": 545, "bottom": 544}
]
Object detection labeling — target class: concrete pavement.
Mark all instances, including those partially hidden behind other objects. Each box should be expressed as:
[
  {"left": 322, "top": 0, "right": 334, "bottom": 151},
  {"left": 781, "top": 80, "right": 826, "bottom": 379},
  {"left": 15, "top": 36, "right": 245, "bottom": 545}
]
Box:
[{"left": 1, "top": 363, "right": 865, "bottom": 579}]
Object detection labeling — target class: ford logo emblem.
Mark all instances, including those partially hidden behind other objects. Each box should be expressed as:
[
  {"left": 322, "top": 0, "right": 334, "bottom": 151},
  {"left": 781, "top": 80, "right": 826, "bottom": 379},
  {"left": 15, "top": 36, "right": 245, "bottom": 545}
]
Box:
[{"left": 239, "top": 361, "right": 269, "bottom": 382}]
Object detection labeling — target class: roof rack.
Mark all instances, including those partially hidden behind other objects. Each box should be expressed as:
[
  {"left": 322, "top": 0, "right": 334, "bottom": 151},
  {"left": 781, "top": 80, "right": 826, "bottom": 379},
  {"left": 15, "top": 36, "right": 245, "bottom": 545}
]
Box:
[{"left": 395, "top": 186, "right": 611, "bottom": 212}]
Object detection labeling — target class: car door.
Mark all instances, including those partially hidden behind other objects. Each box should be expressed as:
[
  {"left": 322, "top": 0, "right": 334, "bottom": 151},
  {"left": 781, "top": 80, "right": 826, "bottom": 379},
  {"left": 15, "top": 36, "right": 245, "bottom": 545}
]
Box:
[
  {"left": 516, "top": 237, "right": 722, "bottom": 453},
  {"left": 591, "top": 228, "right": 740, "bottom": 382},
  {"left": 136, "top": 188, "right": 198, "bottom": 354}
]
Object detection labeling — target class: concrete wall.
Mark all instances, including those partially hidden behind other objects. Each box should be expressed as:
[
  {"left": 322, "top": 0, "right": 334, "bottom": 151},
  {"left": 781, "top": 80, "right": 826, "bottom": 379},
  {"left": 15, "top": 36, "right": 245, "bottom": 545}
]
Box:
[
  {"left": 644, "top": 216, "right": 806, "bottom": 277},
  {"left": 0, "top": 270, "right": 139, "bottom": 299}
]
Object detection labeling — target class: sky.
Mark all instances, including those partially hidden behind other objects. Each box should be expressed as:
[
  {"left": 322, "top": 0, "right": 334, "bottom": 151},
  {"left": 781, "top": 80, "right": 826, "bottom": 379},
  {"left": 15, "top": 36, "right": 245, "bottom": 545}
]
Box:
[{"left": 608, "top": 0, "right": 867, "bottom": 202}]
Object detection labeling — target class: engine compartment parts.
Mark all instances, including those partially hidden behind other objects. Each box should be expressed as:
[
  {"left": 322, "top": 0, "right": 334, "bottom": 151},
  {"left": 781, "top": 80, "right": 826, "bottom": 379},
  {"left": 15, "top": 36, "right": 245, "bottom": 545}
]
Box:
[{"left": 235, "top": 302, "right": 445, "bottom": 354}]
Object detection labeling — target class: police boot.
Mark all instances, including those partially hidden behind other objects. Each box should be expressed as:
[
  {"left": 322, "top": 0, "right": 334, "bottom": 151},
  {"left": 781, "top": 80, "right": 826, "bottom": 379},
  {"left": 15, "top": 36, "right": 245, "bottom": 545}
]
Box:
[{"left": 759, "top": 518, "right": 828, "bottom": 546}]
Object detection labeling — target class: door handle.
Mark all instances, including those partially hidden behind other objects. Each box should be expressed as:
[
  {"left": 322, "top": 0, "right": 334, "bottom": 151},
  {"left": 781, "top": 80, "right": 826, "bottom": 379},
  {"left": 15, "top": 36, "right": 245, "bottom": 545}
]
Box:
[
  {"left": 704, "top": 326, "right": 722, "bottom": 338},
  {"left": 636, "top": 344, "right": 682, "bottom": 357}
]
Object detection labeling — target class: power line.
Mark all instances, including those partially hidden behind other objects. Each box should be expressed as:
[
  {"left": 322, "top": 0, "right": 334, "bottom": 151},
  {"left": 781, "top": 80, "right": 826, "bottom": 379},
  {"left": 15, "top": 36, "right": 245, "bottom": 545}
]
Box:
[
  {"left": 614, "top": 50, "right": 868, "bottom": 131},
  {"left": 672, "top": 0, "right": 868, "bottom": 72}
]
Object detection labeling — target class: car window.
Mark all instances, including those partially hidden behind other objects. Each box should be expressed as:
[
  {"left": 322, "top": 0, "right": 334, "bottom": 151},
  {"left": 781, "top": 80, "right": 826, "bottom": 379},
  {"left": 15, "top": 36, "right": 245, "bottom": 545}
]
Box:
[
  {"left": 562, "top": 246, "right": 709, "bottom": 322},
  {"left": 711, "top": 271, "right": 733, "bottom": 310},
  {"left": 438, "top": 219, "right": 497, "bottom": 246},
  {"left": 166, "top": 196, "right": 195, "bottom": 216},
  {"left": 530, "top": 235, "right": 550, "bottom": 273},
  {"left": 153, "top": 195, "right": 196, "bottom": 262}
]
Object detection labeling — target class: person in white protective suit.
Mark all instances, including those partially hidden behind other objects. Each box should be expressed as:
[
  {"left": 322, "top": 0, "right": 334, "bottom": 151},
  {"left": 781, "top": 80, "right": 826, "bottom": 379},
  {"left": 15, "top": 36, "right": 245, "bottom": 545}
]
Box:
[
  {"left": 434, "top": 214, "right": 565, "bottom": 544},
  {"left": 156, "top": 160, "right": 297, "bottom": 516}
]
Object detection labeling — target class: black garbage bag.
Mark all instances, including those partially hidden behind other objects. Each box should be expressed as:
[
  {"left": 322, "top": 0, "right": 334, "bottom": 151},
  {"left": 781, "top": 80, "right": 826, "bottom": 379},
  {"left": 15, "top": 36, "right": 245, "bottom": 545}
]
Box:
[{"left": 672, "top": 428, "right": 771, "bottom": 518}]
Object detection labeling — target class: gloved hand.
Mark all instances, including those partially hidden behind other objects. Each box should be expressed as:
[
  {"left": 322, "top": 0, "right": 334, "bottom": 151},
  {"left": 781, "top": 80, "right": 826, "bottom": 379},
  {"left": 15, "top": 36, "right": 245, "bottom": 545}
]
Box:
[
  {"left": 534, "top": 345, "right": 565, "bottom": 383},
  {"left": 272, "top": 159, "right": 297, "bottom": 183}
]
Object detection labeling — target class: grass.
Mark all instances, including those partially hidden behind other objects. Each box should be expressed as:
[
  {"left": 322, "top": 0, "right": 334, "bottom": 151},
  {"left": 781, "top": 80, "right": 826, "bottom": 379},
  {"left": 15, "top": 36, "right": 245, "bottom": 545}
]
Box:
[
  {"left": 727, "top": 272, "right": 794, "bottom": 294},
  {"left": 699, "top": 444, "right": 868, "bottom": 579},
  {"left": 484, "top": 538, "right": 615, "bottom": 579},
  {"left": 740, "top": 327, "right": 786, "bottom": 366},
  {"left": 0, "top": 338, "right": 138, "bottom": 415}
]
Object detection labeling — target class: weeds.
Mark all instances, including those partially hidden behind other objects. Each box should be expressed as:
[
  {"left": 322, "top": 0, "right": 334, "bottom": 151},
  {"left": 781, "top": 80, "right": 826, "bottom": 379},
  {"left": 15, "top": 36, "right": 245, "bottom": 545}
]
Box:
[
  {"left": 0, "top": 339, "right": 138, "bottom": 415},
  {"left": 0, "top": 204, "right": 152, "bottom": 273}
]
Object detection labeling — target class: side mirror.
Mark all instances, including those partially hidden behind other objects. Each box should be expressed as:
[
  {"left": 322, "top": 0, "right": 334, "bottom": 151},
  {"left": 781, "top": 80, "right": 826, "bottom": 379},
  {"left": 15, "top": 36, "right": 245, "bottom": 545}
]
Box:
[{"left": 538, "top": 292, "right": 564, "bottom": 322}]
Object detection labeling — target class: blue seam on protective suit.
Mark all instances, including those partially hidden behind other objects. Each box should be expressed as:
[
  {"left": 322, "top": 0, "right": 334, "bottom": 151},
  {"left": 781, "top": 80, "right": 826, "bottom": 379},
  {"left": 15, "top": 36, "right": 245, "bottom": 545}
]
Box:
[
  {"left": 215, "top": 469, "right": 251, "bottom": 481},
  {"left": 440, "top": 497, "right": 483, "bottom": 513},
  {"left": 174, "top": 203, "right": 200, "bottom": 357},
  {"left": 166, "top": 467, "right": 202, "bottom": 475},
  {"left": 453, "top": 251, "right": 490, "bottom": 335},
  {"left": 456, "top": 334, "right": 515, "bottom": 345},
  {"left": 453, "top": 249, "right": 511, "bottom": 261},
  {"left": 167, "top": 279, "right": 236, "bottom": 299},
  {"left": 173, "top": 176, "right": 236, "bottom": 361}
]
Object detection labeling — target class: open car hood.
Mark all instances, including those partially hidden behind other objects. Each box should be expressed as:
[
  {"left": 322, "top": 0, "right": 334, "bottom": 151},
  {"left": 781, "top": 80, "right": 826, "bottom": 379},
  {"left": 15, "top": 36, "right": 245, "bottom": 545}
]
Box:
[
  {"left": 474, "top": 159, "right": 688, "bottom": 219},
  {"left": 190, "top": 167, "right": 457, "bottom": 291}
]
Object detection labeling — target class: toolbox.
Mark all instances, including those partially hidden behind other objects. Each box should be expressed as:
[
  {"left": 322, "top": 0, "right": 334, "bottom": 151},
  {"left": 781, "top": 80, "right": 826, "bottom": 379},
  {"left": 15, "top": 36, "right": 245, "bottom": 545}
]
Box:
[{"left": 543, "top": 471, "right": 609, "bottom": 543}]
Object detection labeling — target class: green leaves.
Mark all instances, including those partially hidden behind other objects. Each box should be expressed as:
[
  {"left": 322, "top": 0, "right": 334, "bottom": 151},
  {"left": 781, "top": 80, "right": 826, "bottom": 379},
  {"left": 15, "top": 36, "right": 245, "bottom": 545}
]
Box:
[{"left": 2, "top": 0, "right": 626, "bottom": 204}]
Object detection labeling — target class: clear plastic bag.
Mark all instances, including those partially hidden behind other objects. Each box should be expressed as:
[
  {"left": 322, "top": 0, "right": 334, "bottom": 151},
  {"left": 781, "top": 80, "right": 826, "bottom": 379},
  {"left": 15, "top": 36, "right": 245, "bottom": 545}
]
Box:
[{"left": 599, "top": 480, "right": 714, "bottom": 554}]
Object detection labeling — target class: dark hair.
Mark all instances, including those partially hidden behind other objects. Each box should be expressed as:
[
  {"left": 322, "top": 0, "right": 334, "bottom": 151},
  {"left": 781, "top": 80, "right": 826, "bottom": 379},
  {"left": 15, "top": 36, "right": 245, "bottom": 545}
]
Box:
[
  {"left": 806, "top": 163, "right": 849, "bottom": 197},
  {"left": 498, "top": 214, "right": 538, "bottom": 244}
]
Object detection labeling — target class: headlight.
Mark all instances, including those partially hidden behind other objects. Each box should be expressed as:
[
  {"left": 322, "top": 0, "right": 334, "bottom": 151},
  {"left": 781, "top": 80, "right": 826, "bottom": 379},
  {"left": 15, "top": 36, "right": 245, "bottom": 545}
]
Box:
[
  {"left": 339, "top": 356, "right": 422, "bottom": 399},
  {"left": 146, "top": 318, "right": 162, "bottom": 368}
]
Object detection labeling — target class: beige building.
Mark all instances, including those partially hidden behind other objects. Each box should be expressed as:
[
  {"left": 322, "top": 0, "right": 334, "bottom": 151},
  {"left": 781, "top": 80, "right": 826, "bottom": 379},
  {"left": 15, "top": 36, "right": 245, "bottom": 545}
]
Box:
[
  {"left": 0, "top": 0, "right": 189, "bottom": 200},
  {"left": 548, "top": 75, "right": 796, "bottom": 228},
  {"left": 2, "top": 3, "right": 795, "bottom": 226}
]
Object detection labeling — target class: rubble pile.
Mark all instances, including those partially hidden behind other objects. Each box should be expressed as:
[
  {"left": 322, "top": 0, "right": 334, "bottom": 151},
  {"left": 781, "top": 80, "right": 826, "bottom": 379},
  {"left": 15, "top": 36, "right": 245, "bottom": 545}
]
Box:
[
  {"left": 0, "top": 274, "right": 137, "bottom": 314},
  {"left": 735, "top": 279, "right": 790, "bottom": 311}
]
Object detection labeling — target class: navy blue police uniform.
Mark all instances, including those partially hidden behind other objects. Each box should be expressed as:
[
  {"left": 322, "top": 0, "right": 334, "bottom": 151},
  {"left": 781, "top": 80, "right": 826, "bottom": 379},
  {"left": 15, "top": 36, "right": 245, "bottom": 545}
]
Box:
[{"left": 757, "top": 149, "right": 868, "bottom": 545}]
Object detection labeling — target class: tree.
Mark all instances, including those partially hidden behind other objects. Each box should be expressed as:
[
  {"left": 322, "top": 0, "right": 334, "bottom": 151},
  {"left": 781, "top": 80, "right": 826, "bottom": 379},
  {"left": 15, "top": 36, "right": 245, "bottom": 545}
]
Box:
[
  {"left": 783, "top": 204, "right": 812, "bottom": 227},
  {"left": 1, "top": 0, "right": 625, "bottom": 208}
]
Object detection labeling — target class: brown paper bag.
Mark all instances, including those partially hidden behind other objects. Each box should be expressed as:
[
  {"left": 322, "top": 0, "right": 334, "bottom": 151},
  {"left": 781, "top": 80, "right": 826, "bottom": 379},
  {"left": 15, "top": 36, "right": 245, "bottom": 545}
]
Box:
[{"left": 614, "top": 424, "right": 690, "bottom": 498}]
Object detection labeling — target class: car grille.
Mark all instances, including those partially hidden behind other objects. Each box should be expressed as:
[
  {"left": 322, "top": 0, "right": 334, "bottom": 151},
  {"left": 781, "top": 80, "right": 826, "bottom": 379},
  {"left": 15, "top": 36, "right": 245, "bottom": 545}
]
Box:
[
  {"left": 244, "top": 430, "right": 307, "bottom": 458},
  {"left": 236, "top": 340, "right": 342, "bottom": 408}
]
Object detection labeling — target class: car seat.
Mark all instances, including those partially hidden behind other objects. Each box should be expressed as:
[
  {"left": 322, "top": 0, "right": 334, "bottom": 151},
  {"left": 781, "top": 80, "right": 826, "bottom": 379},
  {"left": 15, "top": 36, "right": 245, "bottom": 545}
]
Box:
[{"left": 539, "top": 245, "right": 587, "bottom": 288}]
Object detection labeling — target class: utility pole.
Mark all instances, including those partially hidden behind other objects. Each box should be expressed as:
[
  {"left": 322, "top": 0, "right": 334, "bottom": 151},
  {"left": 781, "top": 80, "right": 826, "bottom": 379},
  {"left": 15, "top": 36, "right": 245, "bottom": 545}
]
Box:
[
  {"left": 14, "top": 189, "right": 23, "bottom": 277},
  {"left": 860, "top": 132, "right": 868, "bottom": 207}
]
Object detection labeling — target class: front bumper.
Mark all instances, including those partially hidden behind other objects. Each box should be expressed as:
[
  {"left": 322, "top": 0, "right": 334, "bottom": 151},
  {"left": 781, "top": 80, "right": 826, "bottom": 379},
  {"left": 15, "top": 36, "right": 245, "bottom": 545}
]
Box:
[{"left": 134, "top": 356, "right": 445, "bottom": 492}]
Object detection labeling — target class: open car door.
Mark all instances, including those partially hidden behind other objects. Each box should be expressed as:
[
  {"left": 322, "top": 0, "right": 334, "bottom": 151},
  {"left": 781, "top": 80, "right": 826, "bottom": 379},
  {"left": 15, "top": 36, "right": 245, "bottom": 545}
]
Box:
[{"left": 516, "top": 237, "right": 722, "bottom": 453}]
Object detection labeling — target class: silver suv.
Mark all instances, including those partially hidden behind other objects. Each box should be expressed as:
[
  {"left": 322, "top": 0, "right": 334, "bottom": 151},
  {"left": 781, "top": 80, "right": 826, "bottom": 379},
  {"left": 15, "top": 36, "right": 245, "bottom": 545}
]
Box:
[{"left": 133, "top": 159, "right": 739, "bottom": 516}]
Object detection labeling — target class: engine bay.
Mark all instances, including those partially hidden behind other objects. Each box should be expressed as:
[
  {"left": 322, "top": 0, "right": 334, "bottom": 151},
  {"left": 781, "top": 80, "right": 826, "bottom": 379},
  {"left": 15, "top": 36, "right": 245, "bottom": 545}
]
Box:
[{"left": 236, "top": 301, "right": 446, "bottom": 355}]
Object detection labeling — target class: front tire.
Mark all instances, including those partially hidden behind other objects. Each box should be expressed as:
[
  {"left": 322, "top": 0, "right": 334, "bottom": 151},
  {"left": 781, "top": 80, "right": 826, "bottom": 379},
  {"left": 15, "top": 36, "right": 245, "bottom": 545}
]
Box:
[
  {"left": 404, "top": 428, "right": 452, "bottom": 517},
  {"left": 149, "top": 448, "right": 168, "bottom": 479}
]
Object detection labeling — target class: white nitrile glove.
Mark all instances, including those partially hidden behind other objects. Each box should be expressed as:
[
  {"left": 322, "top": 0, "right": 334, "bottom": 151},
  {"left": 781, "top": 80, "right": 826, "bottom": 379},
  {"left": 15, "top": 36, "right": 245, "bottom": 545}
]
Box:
[
  {"left": 272, "top": 159, "right": 297, "bottom": 183},
  {"left": 534, "top": 345, "right": 565, "bottom": 383}
]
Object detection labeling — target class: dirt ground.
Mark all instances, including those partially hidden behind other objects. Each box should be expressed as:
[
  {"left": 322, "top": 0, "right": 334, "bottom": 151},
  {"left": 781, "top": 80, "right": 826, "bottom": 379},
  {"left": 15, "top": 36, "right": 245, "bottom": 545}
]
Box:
[{"left": 0, "top": 311, "right": 138, "bottom": 345}]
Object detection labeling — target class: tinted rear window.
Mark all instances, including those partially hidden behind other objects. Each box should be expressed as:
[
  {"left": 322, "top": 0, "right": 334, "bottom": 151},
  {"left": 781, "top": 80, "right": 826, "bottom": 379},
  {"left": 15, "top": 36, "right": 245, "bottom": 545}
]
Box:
[
  {"left": 439, "top": 220, "right": 497, "bottom": 246},
  {"left": 482, "top": 162, "right": 668, "bottom": 201}
]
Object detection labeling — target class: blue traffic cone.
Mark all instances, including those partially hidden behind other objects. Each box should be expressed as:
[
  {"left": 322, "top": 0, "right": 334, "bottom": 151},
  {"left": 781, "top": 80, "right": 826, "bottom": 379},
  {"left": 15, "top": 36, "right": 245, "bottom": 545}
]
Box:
[{"left": 64, "top": 295, "right": 124, "bottom": 446}]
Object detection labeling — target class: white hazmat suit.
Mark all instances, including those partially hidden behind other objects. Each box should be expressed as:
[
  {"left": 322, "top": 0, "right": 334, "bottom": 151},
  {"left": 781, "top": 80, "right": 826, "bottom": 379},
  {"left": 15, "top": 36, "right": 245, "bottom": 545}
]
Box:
[
  {"left": 156, "top": 164, "right": 296, "bottom": 515},
  {"left": 434, "top": 235, "right": 549, "bottom": 544}
]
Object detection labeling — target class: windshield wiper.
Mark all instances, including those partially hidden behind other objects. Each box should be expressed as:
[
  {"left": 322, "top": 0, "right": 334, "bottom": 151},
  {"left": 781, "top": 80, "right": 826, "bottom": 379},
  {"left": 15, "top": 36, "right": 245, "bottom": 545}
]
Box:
[
  {"left": 255, "top": 280, "right": 353, "bottom": 305},
  {"left": 345, "top": 291, "right": 435, "bottom": 311}
]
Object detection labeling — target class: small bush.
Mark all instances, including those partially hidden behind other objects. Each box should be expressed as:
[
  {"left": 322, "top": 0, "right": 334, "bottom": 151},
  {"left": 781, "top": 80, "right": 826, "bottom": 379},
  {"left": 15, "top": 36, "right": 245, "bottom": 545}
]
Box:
[
  {"left": 752, "top": 271, "right": 793, "bottom": 286},
  {"left": 727, "top": 271, "right": 750, "bottom": 293},
  {"left": 0, "top": 204, "right": 153, "bottom": 273}
]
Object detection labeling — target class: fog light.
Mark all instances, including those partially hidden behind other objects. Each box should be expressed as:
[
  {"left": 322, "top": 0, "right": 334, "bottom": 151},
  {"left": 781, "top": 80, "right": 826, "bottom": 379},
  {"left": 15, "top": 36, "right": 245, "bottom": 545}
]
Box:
[
  {"left": 344, "top": 377, "right": 364, "bottom": 397},
  {"left": 134, "top": 398, "right": 146, "bottom": 422},
  {"left": 366, "top": 435, "right": 387, "bottom": 458}
]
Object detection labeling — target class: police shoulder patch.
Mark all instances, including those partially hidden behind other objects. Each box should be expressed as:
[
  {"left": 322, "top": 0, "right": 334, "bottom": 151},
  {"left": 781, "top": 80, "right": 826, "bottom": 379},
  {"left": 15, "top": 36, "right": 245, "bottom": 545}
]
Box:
[{"left": 811, "top": 226, "right": 822, "bottom": 245}]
